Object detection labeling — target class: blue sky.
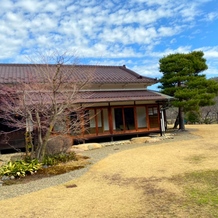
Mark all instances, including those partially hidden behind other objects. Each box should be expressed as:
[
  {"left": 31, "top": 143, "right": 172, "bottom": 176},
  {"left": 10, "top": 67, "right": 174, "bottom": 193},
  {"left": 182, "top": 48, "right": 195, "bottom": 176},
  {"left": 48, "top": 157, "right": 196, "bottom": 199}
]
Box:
[{"left": 0, "top": 0, "right": 218, "bottom": 90}]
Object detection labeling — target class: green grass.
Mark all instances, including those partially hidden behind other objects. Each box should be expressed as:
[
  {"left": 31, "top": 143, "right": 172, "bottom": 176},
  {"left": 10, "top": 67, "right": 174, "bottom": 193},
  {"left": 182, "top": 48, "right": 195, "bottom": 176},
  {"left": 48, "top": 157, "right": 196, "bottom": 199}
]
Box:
[
  {"left": 185, "top": 155, "right": 206, "bottom": 164},
  {"left": 172, "top": 170, "right": 218, "bottom": 217}
]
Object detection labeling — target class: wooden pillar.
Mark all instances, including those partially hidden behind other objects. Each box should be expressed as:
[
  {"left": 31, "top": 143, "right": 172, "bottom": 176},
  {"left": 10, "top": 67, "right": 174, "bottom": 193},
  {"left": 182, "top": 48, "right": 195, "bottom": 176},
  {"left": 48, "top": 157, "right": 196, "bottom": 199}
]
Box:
[
  {"left": 94, "top": 108, "right": 98, "bottom": 135},
  {"left": 108, "top": 103, "right": 113, "bottom": 135}
]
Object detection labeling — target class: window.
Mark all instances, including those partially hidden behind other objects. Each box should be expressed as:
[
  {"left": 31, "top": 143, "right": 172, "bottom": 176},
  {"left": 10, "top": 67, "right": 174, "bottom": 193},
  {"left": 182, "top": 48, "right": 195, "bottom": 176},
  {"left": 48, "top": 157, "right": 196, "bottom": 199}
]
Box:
[
  {"left": 84, "top": 109, "right": 96, "bottom": 134},
  {"left": 124, "top": 108, "right": 135, "bottom": 130},
  {"left": 136, "top": 107, "right": 147, "bottom": 129},
  {"left": 97, "top": 109, "right": 110, "bottom": 134},
  {"left": 148, "top": 107, "right": 158, "bottom": 115},
  {"left": 83, "top": 108, "right": 110, "bottom": 135},
  {"left": 148, "top": 106, "right": 159, "bottom": 128},
  {"left": 113, "top": 107, "right": 135, "bottom": 131}
]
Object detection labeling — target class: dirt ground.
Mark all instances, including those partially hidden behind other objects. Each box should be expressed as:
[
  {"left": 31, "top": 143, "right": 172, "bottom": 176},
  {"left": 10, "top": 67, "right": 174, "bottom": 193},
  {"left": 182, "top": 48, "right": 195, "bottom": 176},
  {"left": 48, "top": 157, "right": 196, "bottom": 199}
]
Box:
[{"left": 0, "top": 124, "right": 218, "bottom": 218}]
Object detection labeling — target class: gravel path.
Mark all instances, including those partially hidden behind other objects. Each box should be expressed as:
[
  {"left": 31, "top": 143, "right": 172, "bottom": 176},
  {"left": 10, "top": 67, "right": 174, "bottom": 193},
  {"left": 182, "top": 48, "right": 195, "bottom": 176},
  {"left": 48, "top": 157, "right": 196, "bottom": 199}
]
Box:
[{"left": 0, "top": 131, "right": 192, "bottom": 201}]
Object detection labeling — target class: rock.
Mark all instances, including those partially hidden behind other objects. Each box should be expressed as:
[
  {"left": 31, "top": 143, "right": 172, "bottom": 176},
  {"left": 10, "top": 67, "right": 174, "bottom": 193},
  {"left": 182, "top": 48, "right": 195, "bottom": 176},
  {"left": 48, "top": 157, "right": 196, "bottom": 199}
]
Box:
[
  {"left": 162, "top": 136, "right": 174, "bottom": 140},
  {"left": 1, "top": 175, "right": 10, "bottom": 181},
  {"left": 0, "top": 153, "right": 24, "bottom": 166},
  {"left": 73, "top": 143, "right": 102, "bottom": 151},
  {"left": 130, "top": 137, "right": 151, "bottom": 144},
  {"left": 87, "top": 143, "right": 102, "bottom": 150},
  {"left": 10, "top": 176, "right": 15, "bottom": 180},
  {"left": 10, "top": 154, "right": 24, "bottom": 162},
  {"left": 163, "top": 133, "right": 174, "bottom": 139},
  {"left": 72, "top": 144, "right": 89, "bottom": 151},
  {"left": 46, "top": 135, "right": 73, "bottom": 155},
  {"left": 68, "top": 147, "right": 84, "bottom": 153},
  {"left": 147, "top": 137, "right": 162, "bottom": 143},
  {"left": 131, "top": 134, "right": 174, "bottom": 144},
  {"left": 71, "top": 133, "right": 174, "bottom": 151},
  {"left": 101, "top": 140, "right": 130, "bottom": 147}
]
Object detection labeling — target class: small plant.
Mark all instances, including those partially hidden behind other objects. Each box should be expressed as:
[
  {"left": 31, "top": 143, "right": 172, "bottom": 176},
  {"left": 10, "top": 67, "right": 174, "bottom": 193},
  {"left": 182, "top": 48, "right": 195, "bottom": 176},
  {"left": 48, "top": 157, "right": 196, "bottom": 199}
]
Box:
[
  {"left": 43, "top": 152, "right": 77, "bottom": 166},
  {"left": 0, "top": 159, "right": 42, "bottom": 178}
]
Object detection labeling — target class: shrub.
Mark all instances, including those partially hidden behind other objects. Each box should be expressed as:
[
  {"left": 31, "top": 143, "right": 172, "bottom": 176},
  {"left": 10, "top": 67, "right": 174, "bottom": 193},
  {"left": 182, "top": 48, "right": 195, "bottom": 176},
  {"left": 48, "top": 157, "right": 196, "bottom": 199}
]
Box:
[
  {"left": 0, "top": 150, "right": 77, "bottom": 180},
  {"left": 185, "top": 111, "right": 200, "bottom": 124},
  {"left": 0, "top": 159, "right": 42, "bottom": 178},
  {"left": 43, "top": 152, "right": 77, "bottom": 166}
]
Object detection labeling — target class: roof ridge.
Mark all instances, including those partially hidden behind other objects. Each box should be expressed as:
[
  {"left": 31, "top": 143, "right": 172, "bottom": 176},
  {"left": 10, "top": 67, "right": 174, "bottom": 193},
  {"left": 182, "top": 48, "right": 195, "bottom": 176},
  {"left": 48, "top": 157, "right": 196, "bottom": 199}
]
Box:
[
  {"left": 119, "top": 66, "right": 157, "bottom": 81},
  {"left": 0, "top": 63, "right": 122, "bottom": 68},
  {"left": 0, "top": 63, "right": 31, "bottom": 66}
]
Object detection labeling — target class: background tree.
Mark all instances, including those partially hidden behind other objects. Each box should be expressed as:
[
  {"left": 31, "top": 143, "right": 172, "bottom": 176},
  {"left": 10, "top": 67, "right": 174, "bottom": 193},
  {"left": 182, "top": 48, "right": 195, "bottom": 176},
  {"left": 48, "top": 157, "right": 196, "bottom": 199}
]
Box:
[
  {"left": 158, "top": 51, "right": 218, "bottom": 130},
  {"left": 199, "top": 78, "right": 218, "bottom": 124},
  {"left": 0, "top": 52, "right": 93, "bottom": 160},
  {"left": 199, "top": 101, "right": 218, "bottom": 124}
]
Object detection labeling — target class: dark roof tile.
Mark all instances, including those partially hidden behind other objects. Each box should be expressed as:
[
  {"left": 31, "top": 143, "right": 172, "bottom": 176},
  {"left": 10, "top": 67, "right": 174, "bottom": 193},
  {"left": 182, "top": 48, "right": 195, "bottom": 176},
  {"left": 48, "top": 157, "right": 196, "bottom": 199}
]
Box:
[
  {"left": 0, "top": 64, "right": 157, "bottom": 85},
  {"left": 77, "top": 90, "right": 171, "bottom": 103}
]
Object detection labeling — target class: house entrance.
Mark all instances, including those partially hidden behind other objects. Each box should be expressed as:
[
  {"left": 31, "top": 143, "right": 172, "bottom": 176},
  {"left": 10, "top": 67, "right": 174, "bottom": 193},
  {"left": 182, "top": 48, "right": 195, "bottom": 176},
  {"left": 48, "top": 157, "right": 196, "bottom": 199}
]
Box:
[{"left": 113, "top": 107, "right": 135, "bottom": 131}]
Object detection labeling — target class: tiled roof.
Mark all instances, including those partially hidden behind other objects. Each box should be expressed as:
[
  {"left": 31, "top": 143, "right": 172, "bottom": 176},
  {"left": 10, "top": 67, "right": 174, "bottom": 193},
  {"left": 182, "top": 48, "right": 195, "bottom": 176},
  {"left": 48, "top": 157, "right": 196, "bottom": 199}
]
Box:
[
  {"left": 77, "top": 90, "right": 171, "bottom": 103},
  {"left": 0, "top": 64, "right": 157, "bottom": 85},
  {"left": 18, "top": 90, "right": 172, "bottom": 105}
]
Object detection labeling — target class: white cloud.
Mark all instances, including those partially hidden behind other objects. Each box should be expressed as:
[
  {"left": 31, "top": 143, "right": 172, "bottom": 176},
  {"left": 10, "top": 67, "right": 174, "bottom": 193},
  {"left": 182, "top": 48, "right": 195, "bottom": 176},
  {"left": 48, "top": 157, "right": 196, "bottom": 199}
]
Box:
[
  {"left": 157, "top": 26, "right": 181, "bottom": 37},
  {"left": 206, "top": 12, "right": 218, "bottom": 21},
  {"left": 199, "top": 46, "right": 218, "bottom": 58},
  {"left": 15, "top": 0, "right": 43, "bottom": 13},
  {"left": 0, "top": 0, "right": 217, "bottom": 81},
  {"left": 43, "top": 3, "right": 58, "bottom": 12},
  {"left": 130, "top": 0, "right": 173, "bottom": 6},
  {"left": 170, "top": 38, "right": 177, "bottom": 44}
]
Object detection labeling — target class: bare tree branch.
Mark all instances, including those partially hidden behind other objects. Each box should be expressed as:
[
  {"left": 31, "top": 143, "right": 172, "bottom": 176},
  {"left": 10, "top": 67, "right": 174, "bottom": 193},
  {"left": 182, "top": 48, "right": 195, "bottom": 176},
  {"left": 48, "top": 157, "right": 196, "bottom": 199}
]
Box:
[{"left": 0, "top": 52, "right": 94, "bottom": 160}]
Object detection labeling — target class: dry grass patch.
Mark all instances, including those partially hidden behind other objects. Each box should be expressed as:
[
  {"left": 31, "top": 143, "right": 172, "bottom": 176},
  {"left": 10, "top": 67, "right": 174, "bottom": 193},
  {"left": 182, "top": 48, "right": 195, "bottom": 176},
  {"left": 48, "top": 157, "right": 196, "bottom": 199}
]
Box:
[
  {"left": 0, "top": 124, "right": 218, "bottom": 218},
  {"left": 185, "top": 154, "right": 207, "bottom": 164}
]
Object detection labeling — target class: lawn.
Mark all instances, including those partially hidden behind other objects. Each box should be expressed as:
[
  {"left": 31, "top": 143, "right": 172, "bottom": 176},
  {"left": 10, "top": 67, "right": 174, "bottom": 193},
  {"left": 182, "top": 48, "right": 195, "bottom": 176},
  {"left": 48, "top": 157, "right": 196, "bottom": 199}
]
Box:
[{"left": 0, "top": 124, "right": 218, "bottom": 218}]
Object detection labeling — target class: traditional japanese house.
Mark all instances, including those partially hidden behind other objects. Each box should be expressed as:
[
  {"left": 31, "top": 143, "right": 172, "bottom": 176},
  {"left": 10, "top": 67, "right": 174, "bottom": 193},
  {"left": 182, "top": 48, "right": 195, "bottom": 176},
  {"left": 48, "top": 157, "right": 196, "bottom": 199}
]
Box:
[{"left": 0, "top": 64, "right": 172, "bottom": 149}]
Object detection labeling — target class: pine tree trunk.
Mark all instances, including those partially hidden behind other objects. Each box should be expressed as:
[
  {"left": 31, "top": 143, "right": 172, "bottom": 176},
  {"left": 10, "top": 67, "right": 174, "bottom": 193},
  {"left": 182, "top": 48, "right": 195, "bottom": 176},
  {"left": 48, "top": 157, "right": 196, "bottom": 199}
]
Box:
[
  {"left": 163, "top": 109, "right": 167, "bottom": 130},
  {"left": 174, "top": 108, "right": 185, "bottom": 130},
  {"left": 173, "top": 115, "right": 179, "bottom": 129},
  {"left": 178, "top": 107, "right": 185, "bottom": 130}
]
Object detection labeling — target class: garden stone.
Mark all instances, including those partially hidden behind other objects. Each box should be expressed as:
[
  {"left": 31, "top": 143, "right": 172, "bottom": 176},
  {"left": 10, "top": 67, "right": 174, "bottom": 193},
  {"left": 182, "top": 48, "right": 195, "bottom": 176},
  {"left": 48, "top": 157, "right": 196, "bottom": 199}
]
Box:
[
  {"left": 46, "top": 135, "right": 73, "bottom": 155},
  {"left": 1, "top": 175, "right": 10, "bottom": 181},
  {"left": 163, "top": 133, "right": 174, "bottom": 139},
  {"left": 100, "top": 140, "right": 130, "bottom": 147},
  {"left": 73, "top": 143, "right": 102, "bottom": 151},
  {"left": 147, "top": 137, "right": 162, "bottom": 143},
  {"left": 130, "top": 137, "right": 151, "bottom": 143},
  {"left": 10, "top": 154, "right": 24, "bottom": 162}
]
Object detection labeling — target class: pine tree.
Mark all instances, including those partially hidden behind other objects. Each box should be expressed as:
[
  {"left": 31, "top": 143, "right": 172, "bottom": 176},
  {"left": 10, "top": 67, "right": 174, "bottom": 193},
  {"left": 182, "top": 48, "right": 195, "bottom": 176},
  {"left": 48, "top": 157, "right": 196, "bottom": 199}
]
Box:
[{"left": 158, "top": 51, "right": 218, "bottom": 130}]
